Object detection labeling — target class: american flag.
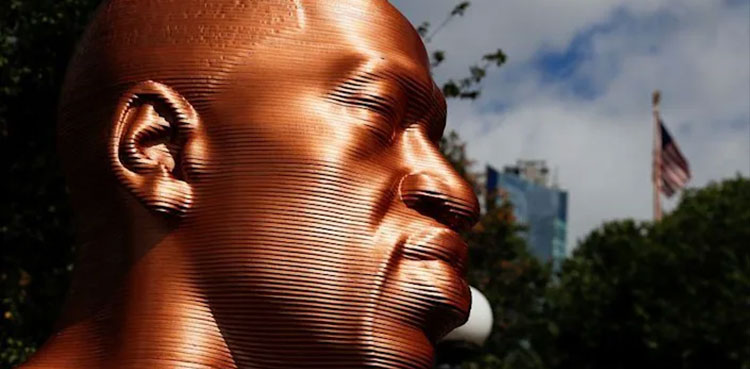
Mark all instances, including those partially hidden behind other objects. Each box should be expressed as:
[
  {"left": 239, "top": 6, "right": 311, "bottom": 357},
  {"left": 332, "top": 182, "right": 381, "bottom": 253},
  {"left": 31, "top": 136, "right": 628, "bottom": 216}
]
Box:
[{"left": 655, "top": 119, "right": 691, "bottom": 197}]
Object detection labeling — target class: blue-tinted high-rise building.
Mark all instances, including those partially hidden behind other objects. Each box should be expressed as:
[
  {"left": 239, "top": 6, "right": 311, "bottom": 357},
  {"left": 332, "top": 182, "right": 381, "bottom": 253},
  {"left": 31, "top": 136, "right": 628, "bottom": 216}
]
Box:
[{"left": 486, "top": 161, "right": 568, "bottom": 267}]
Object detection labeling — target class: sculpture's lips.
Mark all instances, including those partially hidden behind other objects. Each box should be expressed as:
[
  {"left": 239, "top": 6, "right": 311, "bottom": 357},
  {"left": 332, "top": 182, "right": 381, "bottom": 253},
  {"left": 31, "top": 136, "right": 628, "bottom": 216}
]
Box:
[{"left": 401, "top": 228, "right": 469, "bottom": 276}]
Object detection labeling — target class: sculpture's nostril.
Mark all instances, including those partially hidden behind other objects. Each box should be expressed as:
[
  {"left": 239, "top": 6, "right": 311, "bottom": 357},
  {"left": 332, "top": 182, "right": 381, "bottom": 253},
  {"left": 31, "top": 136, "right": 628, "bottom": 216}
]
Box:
[{"left": 400, "top": 173, "right": 479, "bottom": 232}]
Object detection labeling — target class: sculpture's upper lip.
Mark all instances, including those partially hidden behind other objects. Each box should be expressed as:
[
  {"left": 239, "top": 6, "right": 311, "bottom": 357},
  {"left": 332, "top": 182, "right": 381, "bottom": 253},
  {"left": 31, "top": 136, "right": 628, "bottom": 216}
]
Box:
[{"left": 401, "top": 227, "right": 468, "bottom": 275}]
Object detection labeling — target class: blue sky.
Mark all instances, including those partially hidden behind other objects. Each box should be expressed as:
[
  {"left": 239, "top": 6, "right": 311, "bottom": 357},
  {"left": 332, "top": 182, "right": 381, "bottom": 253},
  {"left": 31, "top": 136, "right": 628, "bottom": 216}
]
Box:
[
  {"left": 390, "top": 0, "right": 750, "bottom": 250},
  {"left": 530, "top": 8, "right": 673, "bottom": 99}
]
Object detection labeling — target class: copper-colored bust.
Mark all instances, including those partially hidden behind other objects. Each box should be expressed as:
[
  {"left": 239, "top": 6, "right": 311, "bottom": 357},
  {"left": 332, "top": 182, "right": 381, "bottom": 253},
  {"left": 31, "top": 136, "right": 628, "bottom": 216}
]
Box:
[{"left": 21, "top": 1, "right": 479, "bottom": 368}]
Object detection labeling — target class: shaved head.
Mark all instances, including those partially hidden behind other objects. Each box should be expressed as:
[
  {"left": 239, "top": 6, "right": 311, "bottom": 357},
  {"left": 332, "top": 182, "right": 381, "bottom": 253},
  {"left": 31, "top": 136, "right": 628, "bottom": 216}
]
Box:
[
  {"left": 58, "top": 0, "right": 306, "bottom": 214},
  {"left": 31, "top": 1, "right": 479, "bottom": 368},
  {"left": 59, "top": 0, "right": 307, "bottom": 130},
  {"left": 62, "top": 0, "right": 305, "bottom": 103}
]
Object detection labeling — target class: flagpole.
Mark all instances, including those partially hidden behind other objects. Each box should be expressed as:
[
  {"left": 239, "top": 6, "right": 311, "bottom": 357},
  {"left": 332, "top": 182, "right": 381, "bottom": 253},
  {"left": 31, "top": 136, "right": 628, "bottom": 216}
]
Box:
[{"left": 652, "top": 90, "right": 663, "bottom": 221}]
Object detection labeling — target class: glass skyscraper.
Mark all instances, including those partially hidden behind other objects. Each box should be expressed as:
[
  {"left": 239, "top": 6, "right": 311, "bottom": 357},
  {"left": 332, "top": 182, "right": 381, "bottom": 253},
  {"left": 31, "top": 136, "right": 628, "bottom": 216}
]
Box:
[{"left": 486, "top": 163, "right": 568, "bottom": 267}]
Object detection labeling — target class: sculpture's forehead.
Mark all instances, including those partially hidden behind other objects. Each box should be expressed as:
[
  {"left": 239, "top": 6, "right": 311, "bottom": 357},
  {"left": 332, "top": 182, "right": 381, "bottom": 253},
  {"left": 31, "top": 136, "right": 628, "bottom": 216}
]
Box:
[
  {"left": 87, "top": 0, "right": 427, "bottom": 73},
  {"left": 302, "top": 0, "right": 431, "bottom": 72},
  {"left": 210, "top": 0, "right": 434, "bottom": 97},
  {"left": 68, "top": 0, "right": 433, "bottom": 108}
]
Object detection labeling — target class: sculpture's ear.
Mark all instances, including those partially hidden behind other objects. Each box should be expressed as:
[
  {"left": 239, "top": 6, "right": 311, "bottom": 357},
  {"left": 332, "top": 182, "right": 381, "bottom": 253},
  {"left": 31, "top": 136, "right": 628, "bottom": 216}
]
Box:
[{"left": 110, "top": 81, "right": 202, "bottom": 217}]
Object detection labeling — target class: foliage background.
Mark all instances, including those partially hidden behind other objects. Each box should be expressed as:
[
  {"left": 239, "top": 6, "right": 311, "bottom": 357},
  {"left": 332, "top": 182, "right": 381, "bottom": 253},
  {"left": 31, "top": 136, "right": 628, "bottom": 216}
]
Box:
[
  {"left": 1, "top": 0, "right": 101, "bottom": 366},
  {"left": 443, "top": 132, "right": 750, "bottom": 369},
  {"left": 1, "top": 1, "right": 748, "bottom": 369}
]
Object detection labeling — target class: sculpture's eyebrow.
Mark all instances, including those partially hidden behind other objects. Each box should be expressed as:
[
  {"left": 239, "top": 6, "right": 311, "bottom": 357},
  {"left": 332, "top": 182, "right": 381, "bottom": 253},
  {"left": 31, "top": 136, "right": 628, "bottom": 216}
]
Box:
[
  {"left": 331, "top": 64, "right": 447, "bottom": 140},
  {"left": 388, "top": 71, "right": 447, "bottom": 140}
]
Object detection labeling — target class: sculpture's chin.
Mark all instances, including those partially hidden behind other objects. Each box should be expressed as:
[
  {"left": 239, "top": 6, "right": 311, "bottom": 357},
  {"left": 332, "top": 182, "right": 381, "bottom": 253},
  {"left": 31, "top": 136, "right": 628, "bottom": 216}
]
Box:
[
  {"left": 422, "top": 304, "right": 471, "bottom": 344},
  {"left": 373, "top": 266, "right": 470, "bottom": 358},
  {"left": 404, "top": 261, "right": 472, "bottom": 343}
]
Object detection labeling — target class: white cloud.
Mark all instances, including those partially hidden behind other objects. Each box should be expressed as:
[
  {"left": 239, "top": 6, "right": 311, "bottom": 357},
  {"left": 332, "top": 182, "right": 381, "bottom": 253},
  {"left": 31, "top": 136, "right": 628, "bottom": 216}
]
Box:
[{"left": 390, "top": 0, "right": 750, "bottom": 251}]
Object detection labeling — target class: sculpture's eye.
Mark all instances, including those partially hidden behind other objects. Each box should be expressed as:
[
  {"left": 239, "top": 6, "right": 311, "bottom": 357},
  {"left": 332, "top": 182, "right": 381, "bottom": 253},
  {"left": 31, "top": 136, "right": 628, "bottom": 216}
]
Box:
[
  {"left": 358, "top": 97, "right": 399, "bottom": 146},
  {"left": 327, "top": 75, "right": 406, "bottom": 147}
]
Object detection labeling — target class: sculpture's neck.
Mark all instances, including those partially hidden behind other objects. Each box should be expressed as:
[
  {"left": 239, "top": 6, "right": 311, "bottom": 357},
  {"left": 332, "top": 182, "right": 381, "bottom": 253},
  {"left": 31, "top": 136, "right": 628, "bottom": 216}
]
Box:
[{"left": 21, "top": 240, "right": 237, "bottom": 369}]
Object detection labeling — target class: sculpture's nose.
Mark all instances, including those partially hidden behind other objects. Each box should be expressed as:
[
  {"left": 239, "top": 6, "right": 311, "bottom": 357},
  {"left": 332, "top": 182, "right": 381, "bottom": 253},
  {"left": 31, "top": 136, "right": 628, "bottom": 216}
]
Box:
[{"left": 399, "top": 172, "right": 480, "bottom": 233}]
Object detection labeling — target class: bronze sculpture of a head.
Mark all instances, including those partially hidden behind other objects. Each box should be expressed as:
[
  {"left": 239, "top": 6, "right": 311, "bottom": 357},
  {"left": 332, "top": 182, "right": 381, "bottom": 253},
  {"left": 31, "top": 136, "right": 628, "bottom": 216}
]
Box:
[{"left": 22, "top": 1, "right": 479, "bottom": 368}]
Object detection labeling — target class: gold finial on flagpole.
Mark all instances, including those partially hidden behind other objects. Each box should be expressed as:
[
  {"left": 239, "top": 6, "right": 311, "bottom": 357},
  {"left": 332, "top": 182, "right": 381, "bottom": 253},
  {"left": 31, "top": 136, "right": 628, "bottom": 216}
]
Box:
[{"left": 652, "top": 90, "right": 661, "bottom": 108}]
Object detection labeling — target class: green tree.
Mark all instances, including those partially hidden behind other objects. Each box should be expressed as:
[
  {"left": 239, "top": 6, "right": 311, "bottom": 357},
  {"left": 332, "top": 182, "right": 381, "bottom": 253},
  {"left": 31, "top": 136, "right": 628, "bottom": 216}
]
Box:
[
  {"left": 552, "top": 176, "right": 750, "bottom": 369},
  {"left": 419, "top": 2, "right": 507, "bottom": 100},
  {"left": 440, "top": 130, "right": 481, "bottom": 195},
  {"left": 460, "top": 203, "right": 555, "bottom": 369},
  {"left": 438, "top": 132, "right": 555, "bottom": 369},
  {"left": 440, "top": 130, "right": 750, "bottom": 369},
  {"left": 1, "top": 0, "right": 102, "bottom": 367}
]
